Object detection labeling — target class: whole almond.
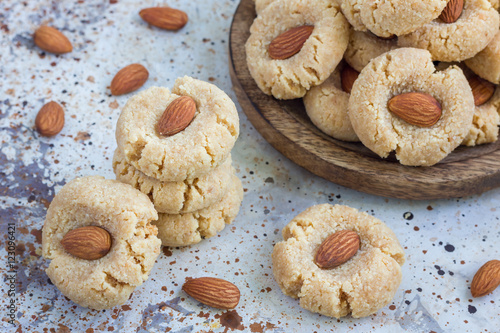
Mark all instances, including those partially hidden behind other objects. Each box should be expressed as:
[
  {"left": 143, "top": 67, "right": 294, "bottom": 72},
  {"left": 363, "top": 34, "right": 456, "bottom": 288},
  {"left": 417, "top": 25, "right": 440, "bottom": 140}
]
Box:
[
  {"left": 341, "top": 65, "right": 360, "bottom": 94},
  {"left": 468, "top": 75, "right": 495, "bottom": 106},
  {"left": 157, "top": 96, "right": 196, "bottom": 136},
  {"left": 439, "top": 0, "right": 464, "bottom": 24},
  {"left": 35, "top": 101, "right": 65, "bottom": 137},
  {"left": 182, "top": 277, "right": 240, "bottom": 309},
  {"left": 61, "top": 226, "right": 112, "bottom": 260},
  {"left": 268, "top": 25, "right": 314, "bottom": 60},
  {"left": 110, "top": 64, "right": 149, "bottom": 96},
  {"left": 139, "top": 7, "right": 188, "bottom": 31},
  {"left": 315, "top": 230, "right": 360, "bottom": 269},
  {"left": 388, "top": 92, "right": 442, "bottom": 127},
  {"left": 34, "top": 26, "right": 72, "bottom": 54},
  {"left": 471, "top": 260, "right": 500, "bottom": 298}
]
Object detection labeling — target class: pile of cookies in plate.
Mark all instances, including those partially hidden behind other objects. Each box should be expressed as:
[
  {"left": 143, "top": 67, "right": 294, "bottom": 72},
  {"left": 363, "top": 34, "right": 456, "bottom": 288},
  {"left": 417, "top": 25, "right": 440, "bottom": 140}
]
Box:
[{"left": 246, "top": 0, "right": 500, "bottom": 166}]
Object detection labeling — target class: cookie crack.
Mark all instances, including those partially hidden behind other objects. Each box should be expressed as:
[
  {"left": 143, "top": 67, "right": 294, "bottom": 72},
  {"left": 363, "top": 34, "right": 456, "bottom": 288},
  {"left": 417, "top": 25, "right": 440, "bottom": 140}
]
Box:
[
  {"left": 129, "top": 140, "right": 146, "bottom": 163},
  {"left": 214, "top": 109, "right": 238, "bottom": 137},
  {"left": 202, "top": 134, "right": 216, "bottom": 166},
  {"left": 103, "top": 271, "right": 128, "bottom": 288},
  {"left": 125, "top": 239, "right": 147, "bottom": 275},
  {"left": 339, "top": 289, "right": 352, "bottom": 314}
]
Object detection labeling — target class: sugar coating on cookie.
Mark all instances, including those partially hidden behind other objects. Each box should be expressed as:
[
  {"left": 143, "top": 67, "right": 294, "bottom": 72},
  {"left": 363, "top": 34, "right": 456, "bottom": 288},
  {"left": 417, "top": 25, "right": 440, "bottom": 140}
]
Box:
[
  {"left": 344, "top": 29, "right": 399, "bottom": 73},
  {"left": 341, "top": 0, "right": 447, "bottom": 37},
  {"left": 465, "top": 30, "right": 500, "bottom": 84},
  {"left": 42, "top": 176, "right": 161, "bottom": 310},
  {"left": 154, "top": 174, "right": 243, "bottom": 247},
  {"left": 245, "top": 0, "right": 349, "bottom": 99},
  {"left": 303, "top": 63, "right": 359, "bottom": 142},
  {"left": 272, "top": 204, "right": 405, "bottom": 318},
  {"left": 115, "top": 77, "right": 239, "bottom": 182},
  {"left": 112, "top": 148, "right": 233, "bottom": 214},
  {"left": 348, "top": 48, "right": 475, "bottom": 166},
  {"left": 398, "top": 0, "right": 499, "bottom": 62}
]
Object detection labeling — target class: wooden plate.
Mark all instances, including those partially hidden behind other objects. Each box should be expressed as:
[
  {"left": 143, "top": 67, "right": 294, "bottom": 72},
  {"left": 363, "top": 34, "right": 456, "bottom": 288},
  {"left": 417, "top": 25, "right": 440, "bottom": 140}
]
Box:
[{"left": 229, "top": 0, "right": 500, "bottom": 200}]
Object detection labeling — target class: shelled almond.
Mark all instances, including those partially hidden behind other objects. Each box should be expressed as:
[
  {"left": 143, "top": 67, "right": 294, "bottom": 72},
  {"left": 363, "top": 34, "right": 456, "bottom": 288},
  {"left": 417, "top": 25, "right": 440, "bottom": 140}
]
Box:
[
  {"left": 388, "top": 92, "right": 442, "bottom": 127},
  {"left": 61, "top": 226, "right": 112, "bottom": 260},
  {"left": 34, "top": 26, "right": 73, "bottom": 54},
  {"left": 35, "top": 101, "right": 65, "bottom": 137},
  {"left": 157, "top": 96, "right": 196, "bottom": 136},
  {"left": 139, "top": 7, "right": 188, "bottom": 31},
  {"left": 110, "top": 64, "right": 149, "bottom": 96},
  {"left": 182, "top": 277, "right": 240, "bottom": 309}
]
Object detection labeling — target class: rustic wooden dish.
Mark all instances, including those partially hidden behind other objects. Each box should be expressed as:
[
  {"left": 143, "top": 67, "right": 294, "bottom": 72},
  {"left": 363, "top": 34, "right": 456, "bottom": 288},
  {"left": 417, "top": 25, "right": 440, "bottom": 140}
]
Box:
[{"left": 229, "top": 0, "right": 500, "bottom": 200}]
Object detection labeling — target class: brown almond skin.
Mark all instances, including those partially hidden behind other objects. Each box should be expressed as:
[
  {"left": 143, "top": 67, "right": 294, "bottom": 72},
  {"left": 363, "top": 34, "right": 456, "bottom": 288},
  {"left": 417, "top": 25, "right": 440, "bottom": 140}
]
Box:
[
  {"left": 35, "top": 101, "right": 65, "bottom": 137},
  {"left": 110, "top": 64, "right": 149, "bottom": 96},
  {"left": 34, "top": 26, "right": 73, "bottom": 54},
  {"left": 388, "top": 92, "right": 442, "bottom": 127},
  {"left": 439, "top": 0, "right": 464, "bottom": 24},
  {"left": 182, "top": 277, "right": 240, "bottom": 309},
  {"left": 139, "top": 7, "right": 188, "bottom": 31},
  {"left": 341, "top": 65, "right": 360, "bottom": 94},
  {"left": 471, "top": 260, "right": 500, "bottom": 298},
  {"left": 157, "top": 96, "right": 196, "bottom": 136},
  {"left": 315, "top": 230, "right": 360, "bottom": 269},
  {"left": 468, "top": 75, "right": 495, "bottom": 106},
  {"left": 61, "top": 226, "right": 112, "bottom": 260},
  {"left": 268, "top": 25, "right": 314, "bottom": 60}
]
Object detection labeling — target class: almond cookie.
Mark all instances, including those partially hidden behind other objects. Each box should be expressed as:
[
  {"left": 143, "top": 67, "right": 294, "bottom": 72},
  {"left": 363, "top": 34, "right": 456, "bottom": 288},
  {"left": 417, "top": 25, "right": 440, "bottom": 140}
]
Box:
[
  {"left": 344, "top": 29, "right": 399, "bottom": 73},
  {"left": 462, "top": 74, "right": 500, "bottom": 146},
  {"left": 398, "top": 0, "right": 499, "bottom": 62},
  {"left": 436, "top": 62, "right": 500, "bottom": 146},
  {"left": 42, "top": 176, "right": 161, "bottom": 309},
  {"left": 154, "top": 174, "right": 243, "bottom": 247},
  {"left": 112, "top": 148, "right": 233, "bottom": 214},
  {"left": 303, "top": 62, "right": 359, "bottom": 142},
  {"left": 115, "top": 77, "right": 239, "bottom": 182},
  {"left": 465, "top": 30, "right": 500, "bottom": 84},
  {"left": 340, "top": 0, "right": 448, "bottom": 37},
  {"left": 272, "top": 204, "right": 405, "bottom": 318},
  {"left": 462, "top": 103, "right": 500, "bottom": 146},
  {"left": 348, "top": 48, "right": 474, "bottom": 166},
  {"left": 245, "top": 0, "right": 349, "bottom": 99}
]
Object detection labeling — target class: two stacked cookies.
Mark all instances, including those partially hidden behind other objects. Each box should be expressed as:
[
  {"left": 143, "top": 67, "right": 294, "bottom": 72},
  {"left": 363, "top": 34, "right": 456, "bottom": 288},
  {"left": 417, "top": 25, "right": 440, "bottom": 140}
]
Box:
[
  {"left": 247, "top": 0, "right": 500, "bottom": 166},
  {"left": 113, "top": 76, "right": 243, "bottom": 247}
]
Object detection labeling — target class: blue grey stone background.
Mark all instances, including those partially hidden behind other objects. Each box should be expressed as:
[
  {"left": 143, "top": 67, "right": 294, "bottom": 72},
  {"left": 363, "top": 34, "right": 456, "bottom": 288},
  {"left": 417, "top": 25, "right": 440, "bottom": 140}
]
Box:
[{"left": 1, "top": 0, "right": 499, "bottom": 332}]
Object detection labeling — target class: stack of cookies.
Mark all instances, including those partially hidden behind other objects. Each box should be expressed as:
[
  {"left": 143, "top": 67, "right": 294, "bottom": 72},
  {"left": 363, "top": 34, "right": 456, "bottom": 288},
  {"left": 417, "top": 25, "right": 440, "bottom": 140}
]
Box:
[
  {"left": 113, "top": 76, "right": 243, "bottom": 247},
  {"left": 246, "top": 0, "right": 500, "bottom": 166}
]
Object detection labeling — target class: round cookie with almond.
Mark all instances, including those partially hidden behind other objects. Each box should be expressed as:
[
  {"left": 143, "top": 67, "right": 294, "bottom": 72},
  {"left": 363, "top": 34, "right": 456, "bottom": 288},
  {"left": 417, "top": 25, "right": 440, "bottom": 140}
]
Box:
[
  {"left": 42, "top": 176, "right": 161, "bottom": 310},
  {"left": 348, "top": 48, "right": 475, "bottom": 166},
  {"left": 245, "top": 0, "right": 349, "bottom": 99},
  {"left": 272, "top": 204, "right": 405, "bottom": 318},
  {"left": 398, "top": 0, "right": 499, "bottom": 62},
  {"left": 340, "top": 0, "right": 448, "bottom": 37},
  {"left": 116, "top": 77, "right": 239, "bottom": 182}
]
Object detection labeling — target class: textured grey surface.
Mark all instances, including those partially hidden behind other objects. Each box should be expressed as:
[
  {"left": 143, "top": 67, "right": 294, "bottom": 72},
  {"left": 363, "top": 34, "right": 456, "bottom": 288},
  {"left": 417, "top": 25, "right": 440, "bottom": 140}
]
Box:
[{"left": 1, "top": 0, "right": 499, "bottom": 332}]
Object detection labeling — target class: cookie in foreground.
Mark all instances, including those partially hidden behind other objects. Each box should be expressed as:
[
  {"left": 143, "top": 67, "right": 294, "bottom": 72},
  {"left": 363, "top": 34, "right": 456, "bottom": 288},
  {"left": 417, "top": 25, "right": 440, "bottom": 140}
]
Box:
[{"left": 272, "top": 204, "right": 405, "bottom": 318}]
